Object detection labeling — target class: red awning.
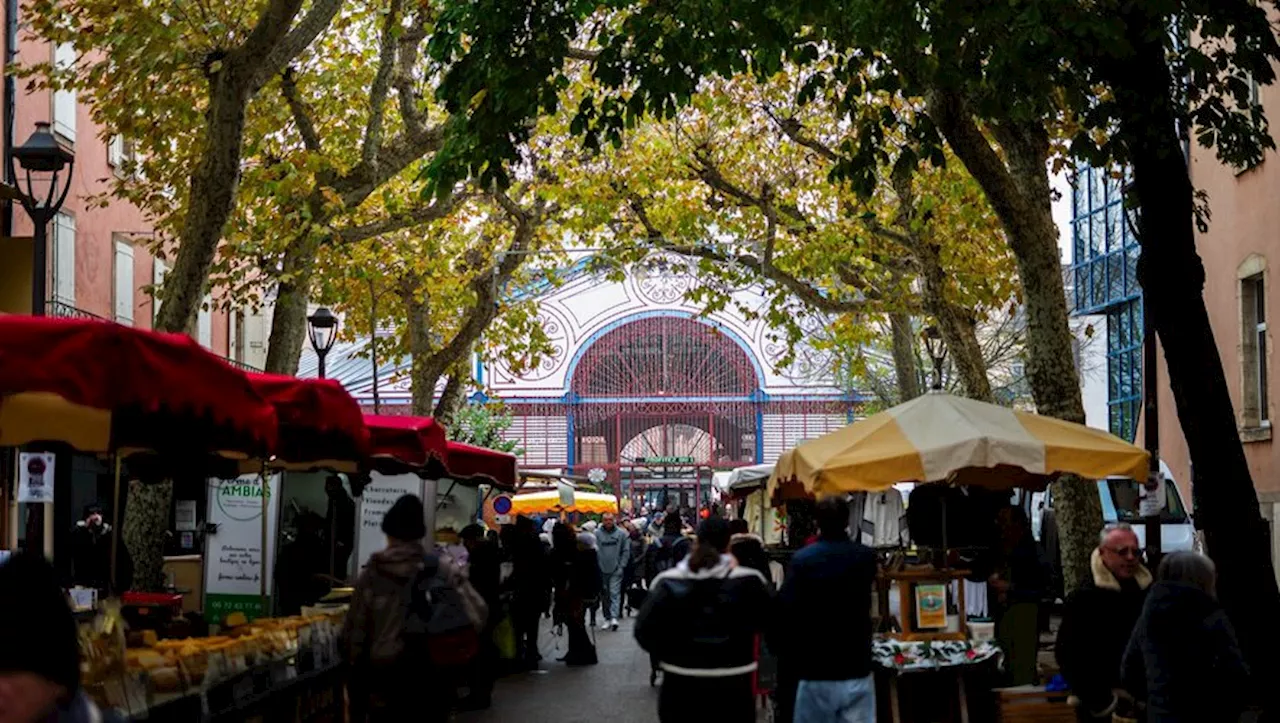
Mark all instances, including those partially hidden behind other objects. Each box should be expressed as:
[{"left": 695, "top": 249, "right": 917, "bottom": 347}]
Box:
[
  {"left": 246, "top": 373, "right": 370, "bottom": 471},
  {"left": 363, "top": 414, "right": 448, "bottom": 469},
  {"left": 0, "top": 316, "right": 277, "bottom": 457},
  {"left": 446, "top": 440, "right": 517, "bottom": 489}
]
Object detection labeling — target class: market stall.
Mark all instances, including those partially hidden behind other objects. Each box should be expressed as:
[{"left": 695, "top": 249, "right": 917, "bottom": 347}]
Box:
[
  {"left": 510, "top": 489, "right": 619, "bottom": 516},
  {"left": 119, "top": 375, "right": 371, "bottom": 722},
  {"left": 354, "top": 414, "right": 448, "bottom": 571},
  {"left": 434, "top": 440, "right": 518, "bottom": 542},
  {"left": 724, "top": 464, "right": 785, "bottom": 545},
  {"left": 767, "top": 391, "right": 1149, "bottom": 722},
  {"left": 0, "top": 316, "right": 279, "bottom": 587},
  {"left": 0, "top": 317, "right": 313, "bottom": 719}
]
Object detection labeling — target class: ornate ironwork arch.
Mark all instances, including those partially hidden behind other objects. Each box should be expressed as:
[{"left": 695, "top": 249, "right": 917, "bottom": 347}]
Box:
[{"left": 570, "top": 315, "right": 760, "bottom": 399}]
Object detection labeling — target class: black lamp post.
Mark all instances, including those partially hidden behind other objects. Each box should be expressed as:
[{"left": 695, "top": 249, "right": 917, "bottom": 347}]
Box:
[
  {"left": 11, "top": 122, "right": 75, "bottom": 317},
  {"left": 922, "top": 325, "right": 947, "bottom": 391},
  {"left": 11, "top": 122, "right": 74, "bottom": 561},
  {"left": 307, "top": 306, "right": 338, "bottom": 379}
]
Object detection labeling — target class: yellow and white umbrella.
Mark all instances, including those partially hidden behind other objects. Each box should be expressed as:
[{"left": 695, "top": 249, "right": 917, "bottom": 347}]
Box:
[
  {"left": 510, "top": 489, "right": 620, "bottom": 515},
  {"left": 769, "top": 392, "right": 1148, "bottom": 499}
]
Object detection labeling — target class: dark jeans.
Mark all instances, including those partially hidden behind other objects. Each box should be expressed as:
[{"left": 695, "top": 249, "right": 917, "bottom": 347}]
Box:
[{"left": 659, "top": 673, "right": 754, "bottom": 723}]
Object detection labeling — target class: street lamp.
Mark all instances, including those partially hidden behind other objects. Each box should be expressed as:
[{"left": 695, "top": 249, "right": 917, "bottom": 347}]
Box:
[
  {"left": 11, "top": 122, "right": 74, "bottom": 562},
  {"left": 922, "top": 325, "right": 947, "bottom": 391},
  {"left": 10, "top": 122, "right": 75, "bottom": 317},
  {"left": 306, "top": 306, "right": 338, "bottom": 379}
]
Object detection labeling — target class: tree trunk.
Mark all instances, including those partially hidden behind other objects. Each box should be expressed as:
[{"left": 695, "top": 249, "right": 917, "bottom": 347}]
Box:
[
  {"left": 403, "top": 284, "right": 437, "bottom": 416},
  {"left": 264, "top": 229, "right": 327, "bottom": 375},
  {"left": 889, "top": 311, "right": 923, "bottom": 402},
  {"left": 914, "top": 237, "right": 994, "bottom": 402},
  {"left": 155, "top": 81, "right": 248, "bottom": 333},
  {"left": 434, "top": 368, "right": 469, "bottom": 429},
  {"left": 927, "top": 88, "right": 1102, "bottom": 593},
  {"left": 122, "top": 479, "right": 172, "bottom": 591},
  {"left": 1103, "top": 4, "right": 1280, "bottom": 699}
]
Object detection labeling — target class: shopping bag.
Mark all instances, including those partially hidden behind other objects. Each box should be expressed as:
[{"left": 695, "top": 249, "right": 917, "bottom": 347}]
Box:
[{"left": 493, "top": 614, "right": 517, "bottom": 661}]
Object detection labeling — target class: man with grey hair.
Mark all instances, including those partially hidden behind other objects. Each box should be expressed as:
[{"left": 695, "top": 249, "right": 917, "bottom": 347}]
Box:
[{"left": 1055, "top": 523, "right": 1153, "bottom": 721}]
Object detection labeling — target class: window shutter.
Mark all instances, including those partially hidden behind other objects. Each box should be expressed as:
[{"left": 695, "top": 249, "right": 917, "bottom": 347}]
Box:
[
  {"left": 53, "top": 214, "right": 76, "bottom": 305},
  {"left": 53, "top": 43, "right": 76, "bottom": 141},
  {"left": 114, "top": 240, "right": 134, "bottom": 324},
  {"left": 152, "top": 259, "right": 167, "bottom": 324},
  {"left": 108, "top": 135, "right": 124, "bottom": 167},
  {"left": 198, "top": 294, "right": 212, "bottom": 348}
]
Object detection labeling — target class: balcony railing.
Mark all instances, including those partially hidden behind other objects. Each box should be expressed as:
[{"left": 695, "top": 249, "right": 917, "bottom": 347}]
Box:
[
  {"left": 46, "top": 299, "right": 108, "bottom": 322},
  {"left": 43, "top": 299, "right": 263, "bottom": 373},
  {"left": 225, "top": 357, "right": 263, "bottom": 373}
]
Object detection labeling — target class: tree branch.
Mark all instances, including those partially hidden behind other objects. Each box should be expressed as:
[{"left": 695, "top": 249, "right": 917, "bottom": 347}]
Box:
[
  {"left": 566, "top": 47, "right": 600, "bottom": 61},
  {"left": 251, "top": 0, "right": 345, "bottom": 92},
  {"left": 281, "top": 67, "right": 322, "bottom": 152},
  {"left": 394, "top": 11, "right": 432, "bottom": 136},
  {"left": 361, "top": 0, "right": 405, "bottom": 167},
  {"left": 774, "top": 114, "right": 841, "bottom": 163},
  {"left": 334, "top": 192, "right": 461, "bottom": 244},
  {"left": 626, "top": 194, "right": 867, "bottom": 314},
  {"left": 237, "top": 0, "right": 306, "bottom": 69}
]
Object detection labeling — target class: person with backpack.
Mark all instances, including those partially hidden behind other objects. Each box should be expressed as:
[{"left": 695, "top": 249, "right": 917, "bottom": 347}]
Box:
[
  {"left": 636, "top": 518, "right": 772, "bottom": 723},
  {"left": 342, "top": 495, "right": 485, "bottom": 723}
]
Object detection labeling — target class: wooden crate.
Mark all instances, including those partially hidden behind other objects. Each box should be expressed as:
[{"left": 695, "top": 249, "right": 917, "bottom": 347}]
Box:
[{"left": 997, "top": 686, "right": 1077, "bottom": 723}]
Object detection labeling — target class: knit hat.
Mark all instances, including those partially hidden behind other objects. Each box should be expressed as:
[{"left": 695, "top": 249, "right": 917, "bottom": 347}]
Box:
[
  {"left": 0, "top": 552, "right": 80, "bottom": 691},
  {"left": 381, "top": 494, "right": 427, "bottom": 541}
]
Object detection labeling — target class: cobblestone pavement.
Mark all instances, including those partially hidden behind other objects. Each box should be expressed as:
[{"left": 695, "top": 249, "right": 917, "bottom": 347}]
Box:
[{"left": 456, "top": 615, "right": 661, "bottom": 723}]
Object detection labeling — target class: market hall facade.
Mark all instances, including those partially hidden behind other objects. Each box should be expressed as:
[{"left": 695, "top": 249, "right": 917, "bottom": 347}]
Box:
[{"left": 304, "top": 254, "right": 864, "bottom": 497}]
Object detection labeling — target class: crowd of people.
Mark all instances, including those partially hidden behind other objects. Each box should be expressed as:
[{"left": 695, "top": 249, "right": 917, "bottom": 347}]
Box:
[
  {"left": 0, "top": 493, "right": 1251, "bottom": 723},
  {"left": 340, "top": 499, "right": 714, "bottom": 721}
]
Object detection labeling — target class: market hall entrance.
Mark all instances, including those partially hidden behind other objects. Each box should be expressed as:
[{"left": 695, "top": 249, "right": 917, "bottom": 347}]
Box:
[{"left": 567, "top": 315, "right": 760, "bottom": 502}]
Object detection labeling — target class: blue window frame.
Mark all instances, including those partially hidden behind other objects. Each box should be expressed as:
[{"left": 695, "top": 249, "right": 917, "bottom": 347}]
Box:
[{"left": 1070, "top": 161, "right": 1144, "bottom": 442}]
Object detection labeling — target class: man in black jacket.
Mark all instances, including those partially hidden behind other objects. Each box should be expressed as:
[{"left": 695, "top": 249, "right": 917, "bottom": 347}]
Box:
[
  {"left": 459, "top": 524, "right": 501, "bottom": 710},
  {"left": 1055, "top": 523, "right": 1152, "bottom": 721},
  {"left": 771, "top": 496, "right": 878, "bottom": 723}
]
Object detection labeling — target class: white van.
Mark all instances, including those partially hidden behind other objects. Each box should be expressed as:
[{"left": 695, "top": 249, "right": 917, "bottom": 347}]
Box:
[{"left": 1033, "top": 460, "right": 1194, "bottom": 593}]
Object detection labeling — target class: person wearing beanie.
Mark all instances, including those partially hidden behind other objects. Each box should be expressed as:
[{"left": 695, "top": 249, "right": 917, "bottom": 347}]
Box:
[
  {"left": 0, "top": 552, "right": 121, "bottom": 723},
  {"left": 342, "top": 494, "right": 450, "bottom": 722}
]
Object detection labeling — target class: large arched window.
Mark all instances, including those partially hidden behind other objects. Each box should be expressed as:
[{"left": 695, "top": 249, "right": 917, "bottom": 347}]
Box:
[{"left": 571, "top": 315, "right": 758, "bottom": 398}]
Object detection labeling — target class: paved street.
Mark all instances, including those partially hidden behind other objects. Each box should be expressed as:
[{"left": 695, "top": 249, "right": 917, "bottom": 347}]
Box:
[{"left": 457, "top": 615, "right": 661, "bottom": 723}]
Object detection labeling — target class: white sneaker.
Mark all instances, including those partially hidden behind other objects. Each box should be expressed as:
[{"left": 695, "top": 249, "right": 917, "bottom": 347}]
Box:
[{"left": 611, "top": 620, "right": 620, "bottom": 631}]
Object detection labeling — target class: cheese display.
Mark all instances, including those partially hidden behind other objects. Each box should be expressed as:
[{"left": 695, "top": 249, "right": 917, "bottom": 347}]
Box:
[{"left": 80, "top": 608, "right": 347, "bottom": 716}]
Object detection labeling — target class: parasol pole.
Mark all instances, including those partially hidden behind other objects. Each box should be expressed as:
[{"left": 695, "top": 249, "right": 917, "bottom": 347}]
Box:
[{"left": 109, "top": 454, "right": 122, "bottom": 595}]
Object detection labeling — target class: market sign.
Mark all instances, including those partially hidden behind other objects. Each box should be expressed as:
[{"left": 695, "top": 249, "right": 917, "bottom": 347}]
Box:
[
  {"left": 17, "top": 452, "right": 55, "bottom": 503},
  {"left": 355, "top": 472, "right": 422, "bottom": 572},
  {"left": 634, "top": 456, "right": 695, "bottom": 465},
  {"left": 203, "top": 473, "right": 280, "bottom": 624}
]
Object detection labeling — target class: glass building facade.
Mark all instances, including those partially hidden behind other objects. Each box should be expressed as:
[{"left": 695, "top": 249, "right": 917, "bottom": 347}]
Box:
[{"left": 1070, "top": 162, "right": 1143, "bottom": 442}]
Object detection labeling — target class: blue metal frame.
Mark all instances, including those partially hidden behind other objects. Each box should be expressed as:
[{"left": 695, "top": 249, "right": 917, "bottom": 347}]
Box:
[
  {"left": 1070, "top": 163, "right": 1141, "bottom": 315},
  {"left": 1106, "top": 299, "right": 1143, "bottom": 443},
  {"left": 1069, "top": 161, "right": 1144, "bottom": 442}
]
